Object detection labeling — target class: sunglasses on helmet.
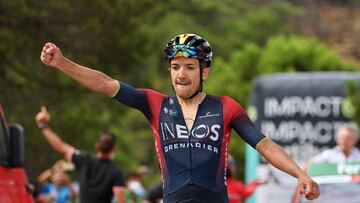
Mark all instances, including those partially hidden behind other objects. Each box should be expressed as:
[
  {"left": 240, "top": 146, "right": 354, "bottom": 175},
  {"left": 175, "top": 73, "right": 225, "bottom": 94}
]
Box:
[{"left": 167, "top": 45, "right": 198, "bottom": 58}]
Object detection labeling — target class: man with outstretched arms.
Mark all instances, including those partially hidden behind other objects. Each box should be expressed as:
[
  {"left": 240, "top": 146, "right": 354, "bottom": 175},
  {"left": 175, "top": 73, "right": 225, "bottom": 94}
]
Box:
[{"left": 40, "top": 34, "right": 320, "bottom": 203}]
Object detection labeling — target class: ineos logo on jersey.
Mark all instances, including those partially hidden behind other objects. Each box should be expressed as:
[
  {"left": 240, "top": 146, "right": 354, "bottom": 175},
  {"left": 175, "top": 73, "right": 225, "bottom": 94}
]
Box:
[
  {"left": 191, "top": 124, "right": 220, "bottom": 141},
  {"left": 160, "top": 123, "right": 221, "bottom": 142},
  {"left": 191, "top": 124, "right": 209, "bottom": 138}
]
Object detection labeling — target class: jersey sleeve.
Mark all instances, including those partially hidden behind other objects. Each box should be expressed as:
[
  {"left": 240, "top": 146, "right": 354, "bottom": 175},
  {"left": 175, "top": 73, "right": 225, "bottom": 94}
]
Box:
[
  {"left": 112, "top": 81, "right": 164, "bottom": 121},
  {"left": 71, "top": 150, "right": 91, "bottom": 172},
  {"left": 224, "top": 96, "right": 265, "bottom": 148},
  {"left": 112, "top": 169, "right": 126, "bottom": 187}
]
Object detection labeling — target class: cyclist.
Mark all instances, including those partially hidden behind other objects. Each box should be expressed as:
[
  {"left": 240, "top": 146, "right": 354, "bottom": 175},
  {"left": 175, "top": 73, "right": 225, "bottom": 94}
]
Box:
[{"left": 40, "top": 33, "right": 319, "bottom": 203}]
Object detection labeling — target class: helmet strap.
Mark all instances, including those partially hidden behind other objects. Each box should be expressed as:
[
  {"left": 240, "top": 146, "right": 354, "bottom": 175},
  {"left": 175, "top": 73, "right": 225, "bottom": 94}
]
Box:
[{"left": 186, "top": 84, "right": 202, "bottom": 99}]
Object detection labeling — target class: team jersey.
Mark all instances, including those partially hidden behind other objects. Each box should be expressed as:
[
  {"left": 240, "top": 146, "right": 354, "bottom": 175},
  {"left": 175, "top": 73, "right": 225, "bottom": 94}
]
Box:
[{"left": 113, "top": 82, "right": 265, "bottom": 203}]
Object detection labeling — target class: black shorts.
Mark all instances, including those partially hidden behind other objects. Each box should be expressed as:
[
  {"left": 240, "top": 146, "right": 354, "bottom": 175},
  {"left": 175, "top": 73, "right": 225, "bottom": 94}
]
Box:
[{"left": 164, "top": 184, "right": 227, "bottom": 203}]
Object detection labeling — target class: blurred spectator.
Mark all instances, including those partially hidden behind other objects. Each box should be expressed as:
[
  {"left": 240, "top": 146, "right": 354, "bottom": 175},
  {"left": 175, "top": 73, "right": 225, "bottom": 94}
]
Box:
[
  {"left": 27, "top": 177, "right": 41, "bottom": 201},
  {"left": 126, "top": 172, "right": 146, "bottom": 198},
  {"left": 226, "top": 155, "right": 265, "bottom": 203},
  {"left": 144, "top": 181, "right": 163, "bottom": 203},
  {"left": 310, "top": 125, "right": 360, "bottom": 163},
  {"left": 35, "top": 106, "right": 126, "bottom": 203},
  {"left": 36, "top": 160, "right": 76, "bottom": 203}
]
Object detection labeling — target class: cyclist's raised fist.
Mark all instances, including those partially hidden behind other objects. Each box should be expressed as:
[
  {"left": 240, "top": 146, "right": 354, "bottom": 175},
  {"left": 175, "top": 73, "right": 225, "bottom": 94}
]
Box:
[{"left": 40, "top": 42, "right": 64, "bottom": 68}]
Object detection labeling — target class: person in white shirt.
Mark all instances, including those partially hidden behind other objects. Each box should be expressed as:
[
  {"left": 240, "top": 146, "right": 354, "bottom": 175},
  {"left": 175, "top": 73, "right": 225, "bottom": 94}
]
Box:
[{"left": 311, "top": 125, "right": 360, "bottom": 163}]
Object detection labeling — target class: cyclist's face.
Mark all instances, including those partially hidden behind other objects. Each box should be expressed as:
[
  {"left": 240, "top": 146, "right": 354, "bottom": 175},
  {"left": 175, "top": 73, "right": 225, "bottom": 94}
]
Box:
[{"left": 170, "top": 57, "right": 209, "bottom": 99}]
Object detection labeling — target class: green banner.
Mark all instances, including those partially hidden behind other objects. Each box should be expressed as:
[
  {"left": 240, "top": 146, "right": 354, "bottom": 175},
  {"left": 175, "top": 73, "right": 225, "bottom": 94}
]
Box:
[{"left": 308, "top": 162, "right": 360, "bottom": 177}]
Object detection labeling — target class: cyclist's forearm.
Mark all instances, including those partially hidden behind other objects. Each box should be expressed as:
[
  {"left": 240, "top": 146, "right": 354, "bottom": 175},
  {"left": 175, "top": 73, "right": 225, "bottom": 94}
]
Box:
[
  {"left": 256, "top": 138, "right": 305, "bottom": 179},
  {"left": 55, "top": 57, "right": 118, "bottom": 96}
]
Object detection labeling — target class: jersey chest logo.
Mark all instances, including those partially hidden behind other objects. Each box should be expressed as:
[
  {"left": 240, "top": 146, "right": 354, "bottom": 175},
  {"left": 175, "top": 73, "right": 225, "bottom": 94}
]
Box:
[{"left": 160, "top": 123, "right": 221, "bottom": 142}]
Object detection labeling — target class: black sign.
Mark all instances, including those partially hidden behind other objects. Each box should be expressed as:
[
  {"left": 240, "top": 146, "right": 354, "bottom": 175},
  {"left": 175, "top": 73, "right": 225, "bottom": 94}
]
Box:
[{"left": 250, "top": 72, "right": 360, "bottom": 163}]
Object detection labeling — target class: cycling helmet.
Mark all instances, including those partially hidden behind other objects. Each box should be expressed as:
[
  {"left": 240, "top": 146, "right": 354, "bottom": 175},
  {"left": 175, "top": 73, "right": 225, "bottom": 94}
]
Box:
[{"left": 164, "top": 33, "right": 212, "bottom": 68}]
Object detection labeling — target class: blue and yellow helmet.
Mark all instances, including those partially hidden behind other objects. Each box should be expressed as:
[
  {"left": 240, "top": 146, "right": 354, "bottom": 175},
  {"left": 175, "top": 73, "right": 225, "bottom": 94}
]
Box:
[{"left": 164, "top": 33, "right": 213, "bottom": 68}]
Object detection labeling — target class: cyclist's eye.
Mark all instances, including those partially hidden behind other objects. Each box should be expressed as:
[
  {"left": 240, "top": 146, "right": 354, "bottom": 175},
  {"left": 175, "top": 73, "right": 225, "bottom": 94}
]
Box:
[{"left": 171, "top": 66, "right": 180, "bottom": 70}]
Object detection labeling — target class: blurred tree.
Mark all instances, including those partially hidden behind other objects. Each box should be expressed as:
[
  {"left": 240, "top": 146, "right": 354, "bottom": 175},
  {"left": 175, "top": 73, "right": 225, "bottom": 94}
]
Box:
[{"left": 346, "top": 81, "right": 360, "bottom": 129}]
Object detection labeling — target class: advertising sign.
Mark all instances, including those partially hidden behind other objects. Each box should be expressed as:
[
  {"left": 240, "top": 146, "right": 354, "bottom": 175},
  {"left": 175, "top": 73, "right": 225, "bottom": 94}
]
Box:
[{"left": 245, "top": 72, "right": 360, "bottom": 203}]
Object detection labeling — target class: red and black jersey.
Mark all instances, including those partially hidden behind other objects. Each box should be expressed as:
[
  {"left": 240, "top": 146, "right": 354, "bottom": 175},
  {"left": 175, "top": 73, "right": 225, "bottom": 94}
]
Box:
[{"left": 114, "top": 82, "right": 265, "bottom": 203}]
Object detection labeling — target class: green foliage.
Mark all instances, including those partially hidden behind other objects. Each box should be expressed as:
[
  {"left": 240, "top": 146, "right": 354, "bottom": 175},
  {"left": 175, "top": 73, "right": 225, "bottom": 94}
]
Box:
[
  {"left": 346, "top": 82, "right": 360, "bottom": 128},
  {"left": 259, "top": 35, "right": 356, "bottom": 73}
]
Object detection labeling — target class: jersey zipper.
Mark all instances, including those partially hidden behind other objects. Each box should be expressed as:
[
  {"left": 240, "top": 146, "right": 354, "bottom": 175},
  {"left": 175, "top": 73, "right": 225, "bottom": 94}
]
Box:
[{"left": 175, "top": 95, "right": 206, "bottom": 184}]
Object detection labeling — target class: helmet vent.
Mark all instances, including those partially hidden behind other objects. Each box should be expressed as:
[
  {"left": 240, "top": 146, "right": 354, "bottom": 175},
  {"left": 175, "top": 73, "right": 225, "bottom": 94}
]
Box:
[{"left": 184, "top": 35, "right": 196, "bottom": 45}]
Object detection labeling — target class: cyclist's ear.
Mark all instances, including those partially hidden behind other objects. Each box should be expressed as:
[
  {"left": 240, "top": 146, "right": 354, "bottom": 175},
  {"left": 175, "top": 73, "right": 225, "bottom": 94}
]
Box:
[{"left": 202, "top": 67, "right": 210, "bottom": 81}]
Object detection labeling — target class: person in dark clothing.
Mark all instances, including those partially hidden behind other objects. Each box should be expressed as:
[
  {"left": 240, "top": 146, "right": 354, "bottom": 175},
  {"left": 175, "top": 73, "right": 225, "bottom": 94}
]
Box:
[
  {"left": 35, "top": 106, "right": 126, "bottom": 203},
  {"left": 144, "top": 181, "right": 163, "bottom": 203}
]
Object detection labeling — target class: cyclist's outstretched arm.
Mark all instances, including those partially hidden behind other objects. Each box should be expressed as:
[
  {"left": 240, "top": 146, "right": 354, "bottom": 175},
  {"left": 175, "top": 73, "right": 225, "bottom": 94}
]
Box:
[
  {"left": 40, "top": 42, "right": 119, "bottom": 97},
  {"left": 256, "top": 138, "right": 320, "bottom": 200}
]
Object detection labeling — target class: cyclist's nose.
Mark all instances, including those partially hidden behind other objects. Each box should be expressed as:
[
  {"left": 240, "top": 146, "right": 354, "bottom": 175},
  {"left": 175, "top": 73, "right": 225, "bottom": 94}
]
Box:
[{"left": 178, "top": 67, "right": 187, "bottom": 79}]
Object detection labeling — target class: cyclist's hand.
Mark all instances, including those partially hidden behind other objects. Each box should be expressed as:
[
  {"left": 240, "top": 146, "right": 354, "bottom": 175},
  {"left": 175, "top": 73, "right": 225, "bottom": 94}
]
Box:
[
  {"left": 298, "top": 175, "right": 320, "bottom": 200},
  {"left": 35, "top": 106, "right": 51, "bottom": 127},
  {"left": 40, "top": 42, "right": 64, "bottom": 68}
]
